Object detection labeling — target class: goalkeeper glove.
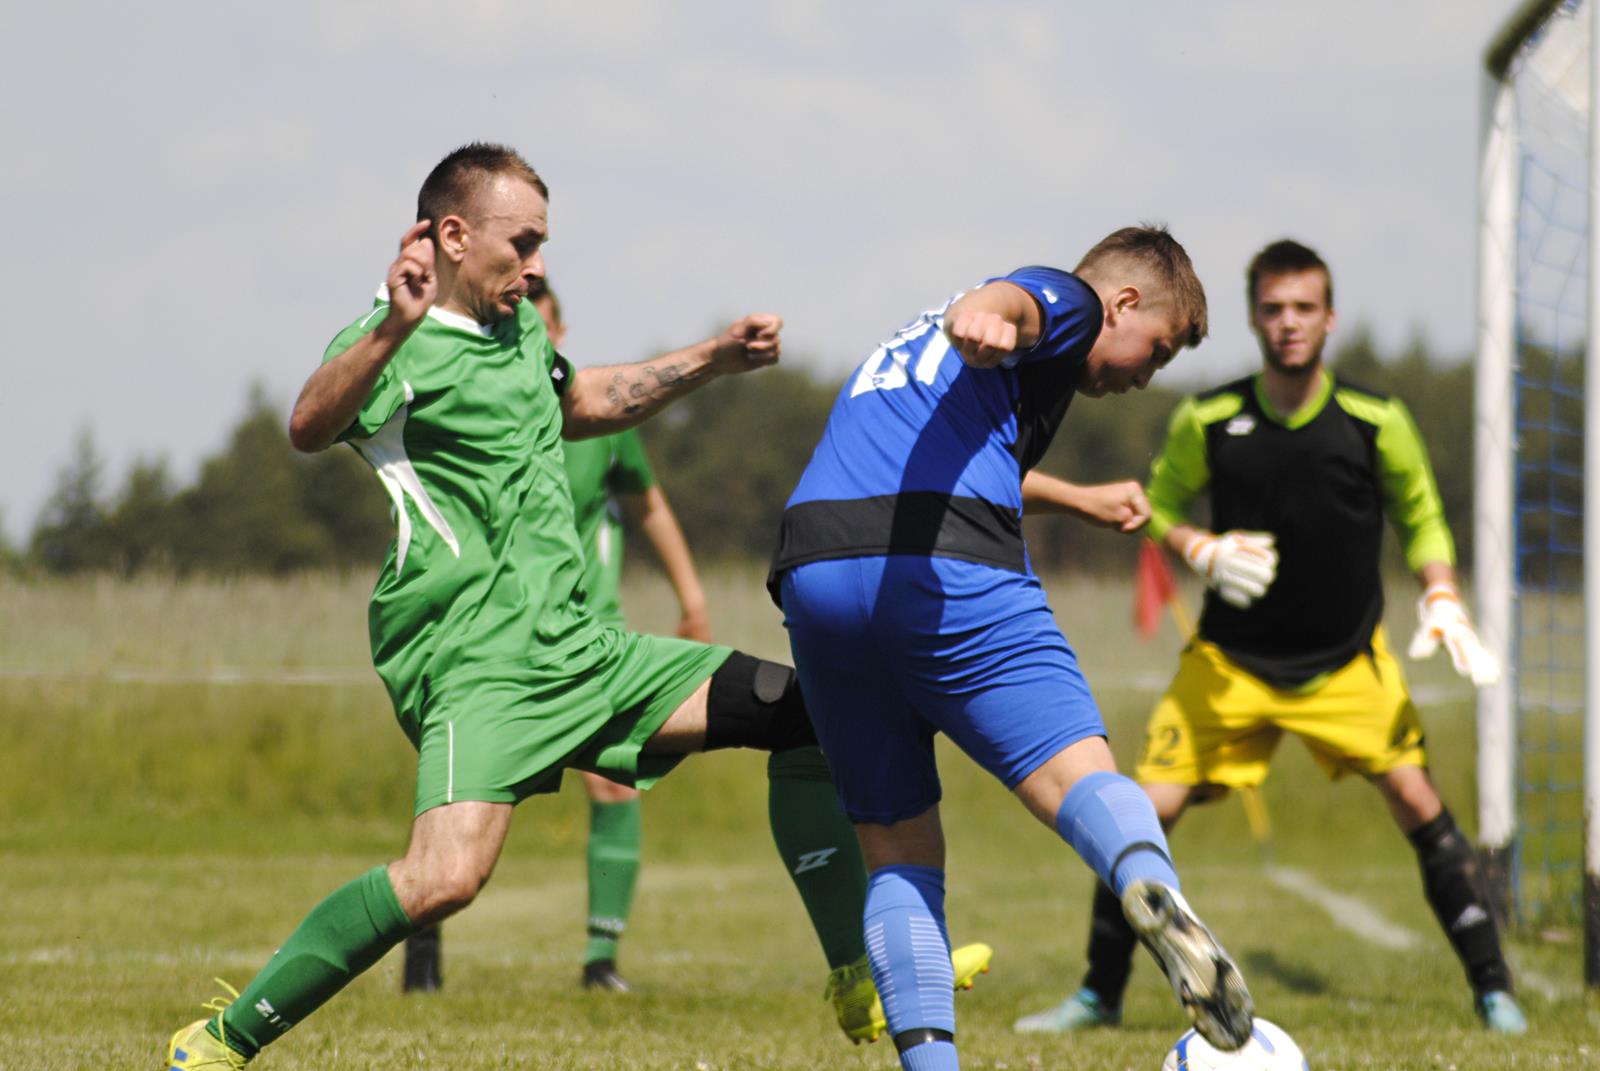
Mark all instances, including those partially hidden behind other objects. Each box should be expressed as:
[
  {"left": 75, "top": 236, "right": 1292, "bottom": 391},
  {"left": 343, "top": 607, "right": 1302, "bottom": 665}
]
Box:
[
  {"left": 1183, "top": 530, "right": 1278, "bottom": 609},
  {"left": 1407, "top": 583, "right": 1500, "bottom": 686}
]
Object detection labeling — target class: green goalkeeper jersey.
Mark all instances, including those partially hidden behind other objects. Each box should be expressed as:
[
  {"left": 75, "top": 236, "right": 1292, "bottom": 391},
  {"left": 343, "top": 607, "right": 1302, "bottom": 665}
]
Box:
[
  {"left": 325, "top": 299, "right": 600, "bottom": 727},
  {"left": 561, "top": 429, "right": 656, "bottom": 629}
]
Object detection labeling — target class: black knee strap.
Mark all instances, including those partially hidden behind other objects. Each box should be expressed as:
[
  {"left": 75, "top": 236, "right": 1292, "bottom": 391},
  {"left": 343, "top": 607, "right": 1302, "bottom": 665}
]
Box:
[
  {"left": 704, "top": 652, "right": 818, "bottom": 752},
  {"left": 893, "top": 1027, "right": 954, "bottom": 1053},
  {"left": 1409, "top": 808, "right": 1467, "bottom": 858}
]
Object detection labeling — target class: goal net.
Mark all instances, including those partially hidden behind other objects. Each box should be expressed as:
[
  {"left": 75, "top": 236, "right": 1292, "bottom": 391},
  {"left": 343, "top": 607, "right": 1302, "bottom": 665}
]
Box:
[{"left": 1477, "top": 0, "right": 1599, "bottom": 984}]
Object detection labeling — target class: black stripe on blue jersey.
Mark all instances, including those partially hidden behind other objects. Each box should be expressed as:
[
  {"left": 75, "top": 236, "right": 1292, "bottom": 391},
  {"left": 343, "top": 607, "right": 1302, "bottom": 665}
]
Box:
[
  {"left": 1198, "top": 375, "right": 1388, "bottom": 688},
  {"left": 768, "top": 492, "right": 1027, "bottom": 597}
]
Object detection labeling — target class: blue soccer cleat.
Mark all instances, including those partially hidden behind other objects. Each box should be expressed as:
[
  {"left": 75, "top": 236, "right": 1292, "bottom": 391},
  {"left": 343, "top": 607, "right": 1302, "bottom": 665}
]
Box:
[
  {"left": 1476, "top": 990, "right": 1528, "bottom": 1034},
  {"left": 1012, "top": 986, "right": 1121, "bottom": 1033}
]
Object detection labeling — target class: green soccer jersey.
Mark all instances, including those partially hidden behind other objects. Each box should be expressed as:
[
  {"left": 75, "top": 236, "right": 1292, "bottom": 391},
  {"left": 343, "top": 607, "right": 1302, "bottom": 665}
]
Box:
[
  {"left": 326, "top": 299, "right": 602, "bottom": 730},
  {"left": 561, "top": 429, "right": 657, "bottom": 629}
]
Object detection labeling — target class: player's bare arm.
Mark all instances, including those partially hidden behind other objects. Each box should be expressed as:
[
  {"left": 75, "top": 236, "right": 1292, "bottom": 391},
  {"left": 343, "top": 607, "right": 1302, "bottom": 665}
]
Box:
[
  {"left": 944, "top": 281, "right": 1043, "bottom": 369},
  {"left": 289, "top": 221, "right": 437, "bottom": 453},
  {"left": 623, "top": 485, "right": 711, "bottom": 642},
  {"left": 1021, "top": 471, "right": 1150, "bottom": 532},
  {"left": 561, "top": 313, "right": 782, "bottom": 438}
]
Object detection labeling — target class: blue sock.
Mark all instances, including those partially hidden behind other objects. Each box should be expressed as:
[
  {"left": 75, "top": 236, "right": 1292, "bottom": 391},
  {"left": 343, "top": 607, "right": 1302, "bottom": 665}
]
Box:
[
  {"left": 1055, "top": 771, "right": 1179, "bottom": 896},
  {"left": 902, "top": 1039, "right": 960, "bottom": 1071},
  {"left": 863, "top": 865, "right": 958, "bottom": 1070}
]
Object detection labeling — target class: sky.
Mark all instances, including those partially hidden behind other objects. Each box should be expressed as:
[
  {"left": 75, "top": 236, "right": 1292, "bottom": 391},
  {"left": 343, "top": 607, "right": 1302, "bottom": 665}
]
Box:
[{"left": 2, "top": 0, "right": 1522, "bottom": 544}]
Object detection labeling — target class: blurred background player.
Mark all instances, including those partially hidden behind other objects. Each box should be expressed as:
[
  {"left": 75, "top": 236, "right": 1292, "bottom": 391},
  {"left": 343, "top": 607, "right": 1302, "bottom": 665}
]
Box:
[
  {"left": 773, "top": 228, "right": 1257, "bottom": 1071},
  {"left": 1013, "top": 238, "right": 1527, "bottom": 1037},
  {"left": 543, "top": 278, "right": 711, "bottom": 991}
]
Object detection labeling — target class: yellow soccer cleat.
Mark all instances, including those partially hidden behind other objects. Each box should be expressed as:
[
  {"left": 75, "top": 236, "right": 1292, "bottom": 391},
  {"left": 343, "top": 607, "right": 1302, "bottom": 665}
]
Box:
[
  {"left": 166, "top": 981, "right": 249, "bottom": 1069},
  {"left": 826, "top": 942, "right": 995, "bottom": 1044},
  {"left": 825, "top": 956, "right": 885, "bottom": 1044},
  {"left": 951, "top": 941, "right": 993, "bottom": 991}
]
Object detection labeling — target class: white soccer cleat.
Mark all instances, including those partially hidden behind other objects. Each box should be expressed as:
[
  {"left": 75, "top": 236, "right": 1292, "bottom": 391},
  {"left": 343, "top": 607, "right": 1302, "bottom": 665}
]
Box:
[{"left": 1122, "top": 879, "right": 1253, "bottom": 1051}]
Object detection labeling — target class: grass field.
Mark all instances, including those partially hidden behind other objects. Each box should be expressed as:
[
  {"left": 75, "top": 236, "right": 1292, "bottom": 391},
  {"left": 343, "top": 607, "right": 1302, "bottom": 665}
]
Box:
[{"left": 1, "top": 569, "right": 1597, "bottom": 1069}]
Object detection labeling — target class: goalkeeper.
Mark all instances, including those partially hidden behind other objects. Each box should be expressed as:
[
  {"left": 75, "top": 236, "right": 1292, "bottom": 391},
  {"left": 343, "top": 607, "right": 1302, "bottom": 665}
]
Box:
[{"left": 1014, "top": 238, "right": 1527, "bottom": 1036}]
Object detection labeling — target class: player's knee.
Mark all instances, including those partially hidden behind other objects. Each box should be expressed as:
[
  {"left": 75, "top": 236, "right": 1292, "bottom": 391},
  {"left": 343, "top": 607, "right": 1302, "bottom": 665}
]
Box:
[
  {"left": 1409, "top": 807, "right": 1472, "bottom": 866},
  {"left": 1375, "top": 766, "right": 1443, "bottom": 828},
  {"left": 704, "top": 652, "right": 818, "bottom": 753},
  {"left": 401, "top": 860, "right": 492, "bottom": 925}
]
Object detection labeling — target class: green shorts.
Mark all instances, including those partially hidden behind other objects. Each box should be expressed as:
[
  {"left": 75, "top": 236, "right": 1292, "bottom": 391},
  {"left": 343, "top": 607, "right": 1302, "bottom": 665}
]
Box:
[{"left": 410, "top": 627, "right": 732, "bottom": 814}]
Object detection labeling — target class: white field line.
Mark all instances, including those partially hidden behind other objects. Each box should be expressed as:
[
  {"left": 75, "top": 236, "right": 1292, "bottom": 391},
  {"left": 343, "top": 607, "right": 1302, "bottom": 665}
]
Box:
[
  {"left": 1264, "top": 865, "right": 1424, "bottom": 951},
  {"left": 1503, "top": 955, "right": 1575, "bottom": 1002}
]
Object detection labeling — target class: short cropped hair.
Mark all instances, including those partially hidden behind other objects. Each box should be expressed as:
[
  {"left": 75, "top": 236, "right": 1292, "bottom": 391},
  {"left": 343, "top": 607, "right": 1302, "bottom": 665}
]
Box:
[
  {"left": 417, "top": 142, "right": 548, "bottom": 234},
  {"left": 1076, "top": 225, "right": 1208, "bottom": 346},
  {"left": 1247, "top": 239, "right": 1332, "bottom": 308}
]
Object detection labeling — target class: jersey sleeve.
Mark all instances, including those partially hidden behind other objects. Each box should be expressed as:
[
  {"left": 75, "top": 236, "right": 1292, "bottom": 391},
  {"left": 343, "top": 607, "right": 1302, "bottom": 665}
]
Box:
[
  {"left": 323, "top": 304, "right": 408, "bottom": 443},
  {"left": 1145, "top": 396, "right": 1210, "bottom": 542},
  {"left": 605, "top": 428, "right": 657, "bottom": 495},
  {"left": 991, "top": 266, "right": 1103, "bottom": 365},
  {"left": 548, "top": 350, "right": 574, "bottom": 397},
  {"left": 1375, "top": 398, "right": 1455, "bottom": 570}
]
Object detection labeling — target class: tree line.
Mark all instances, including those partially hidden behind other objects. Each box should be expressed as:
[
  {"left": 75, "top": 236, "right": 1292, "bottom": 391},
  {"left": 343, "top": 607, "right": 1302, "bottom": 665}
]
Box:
[{"left": 10, "top": 329, "right": 1475, "bottom": 578}]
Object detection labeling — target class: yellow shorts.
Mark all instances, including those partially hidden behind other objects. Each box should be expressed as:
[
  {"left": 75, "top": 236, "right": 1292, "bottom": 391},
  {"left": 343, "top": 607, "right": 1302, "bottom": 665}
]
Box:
[{"left": 1133, "top": 627, "right": 1426, "bottom": 788}]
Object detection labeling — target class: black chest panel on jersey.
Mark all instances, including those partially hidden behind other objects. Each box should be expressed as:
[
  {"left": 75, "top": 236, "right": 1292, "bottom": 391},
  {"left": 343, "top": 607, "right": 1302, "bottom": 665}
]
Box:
[
  {"left": 1013, "top": 356, "right": 1080, "bottom": 474},
  {"left": 1199, "top": 378, "right": 1386, "bottom": 688}
]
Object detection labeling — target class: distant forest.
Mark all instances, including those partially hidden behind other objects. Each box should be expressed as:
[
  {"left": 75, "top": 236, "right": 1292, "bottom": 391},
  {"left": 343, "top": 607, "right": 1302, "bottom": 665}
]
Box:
[{"left": 10, "top": 327, "right": 1473, "bottom": 578}]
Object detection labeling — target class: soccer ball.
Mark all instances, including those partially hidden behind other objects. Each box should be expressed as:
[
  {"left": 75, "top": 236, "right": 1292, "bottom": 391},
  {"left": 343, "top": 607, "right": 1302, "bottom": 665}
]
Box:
[{"left": 1161, "top": 1019, "right": 1307, "bottom": 1070}]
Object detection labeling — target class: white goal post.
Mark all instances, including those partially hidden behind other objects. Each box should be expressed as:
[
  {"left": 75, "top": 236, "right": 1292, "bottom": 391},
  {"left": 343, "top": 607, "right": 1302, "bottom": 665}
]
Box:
[{"left": 1478, "top": 0, "right": 1600, "bottom": 987}]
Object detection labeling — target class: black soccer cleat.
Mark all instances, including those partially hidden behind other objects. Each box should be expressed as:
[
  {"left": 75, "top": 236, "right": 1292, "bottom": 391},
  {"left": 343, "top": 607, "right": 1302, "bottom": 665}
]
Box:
[
  {"left": 1122, "top": 879, "right": 1253, "bottom": 1051},
  {"left": 581, "top": 958, "right": 632, "bottom": 992},
  {"left": 402, "top": 926, "right": 443, "bottom": 993}
]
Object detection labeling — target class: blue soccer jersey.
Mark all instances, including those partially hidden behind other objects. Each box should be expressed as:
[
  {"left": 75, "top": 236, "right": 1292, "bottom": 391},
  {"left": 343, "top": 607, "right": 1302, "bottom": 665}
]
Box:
[{"left": 770, "top": 267, "right": 1100, "bottom": 585}]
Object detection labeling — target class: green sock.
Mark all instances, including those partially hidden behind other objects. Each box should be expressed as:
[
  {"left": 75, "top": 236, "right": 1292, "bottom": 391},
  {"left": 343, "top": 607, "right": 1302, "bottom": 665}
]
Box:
[
  {"left": 584, "top": 798, "right": 642, "bottom": 964},
  {"left": 767, "top": 745, "right": 868, "bottom": 969},
  {"left": 213, "top": 865, "right": 415, "bottom": 1057}
]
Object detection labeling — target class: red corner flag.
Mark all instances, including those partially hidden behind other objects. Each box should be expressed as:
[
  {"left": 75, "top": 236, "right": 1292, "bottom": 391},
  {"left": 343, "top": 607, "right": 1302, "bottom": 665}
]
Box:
[{"left": 1134, "top": 538, "right": 1178, "bottom": 640}]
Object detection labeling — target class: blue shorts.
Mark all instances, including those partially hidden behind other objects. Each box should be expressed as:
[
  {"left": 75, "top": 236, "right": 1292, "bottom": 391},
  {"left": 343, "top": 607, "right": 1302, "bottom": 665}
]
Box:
[{"left": 781, "top": 555, "right": 1105, "bottom": 824}]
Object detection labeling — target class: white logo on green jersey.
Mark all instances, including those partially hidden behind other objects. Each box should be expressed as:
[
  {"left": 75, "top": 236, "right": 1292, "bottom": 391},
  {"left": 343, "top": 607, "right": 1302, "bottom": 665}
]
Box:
[{"left": 352, "top": 381, "right": 461, "bottom": 572}]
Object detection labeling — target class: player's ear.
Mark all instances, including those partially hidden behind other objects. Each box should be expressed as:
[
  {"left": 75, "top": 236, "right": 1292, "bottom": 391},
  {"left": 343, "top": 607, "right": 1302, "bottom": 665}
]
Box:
[
  {"left": 1105, "top": 285, "right": 1141, "bottom": 324},
  {"left": 436, "top": 216, "right": 470, "bottom": 263}
]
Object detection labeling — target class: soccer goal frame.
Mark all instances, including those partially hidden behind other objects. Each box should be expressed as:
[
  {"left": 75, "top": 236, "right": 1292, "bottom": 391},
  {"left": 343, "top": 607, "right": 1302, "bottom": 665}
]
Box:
[{"left": 1478, "top": 0, "right": 1600, "bottom": 987}]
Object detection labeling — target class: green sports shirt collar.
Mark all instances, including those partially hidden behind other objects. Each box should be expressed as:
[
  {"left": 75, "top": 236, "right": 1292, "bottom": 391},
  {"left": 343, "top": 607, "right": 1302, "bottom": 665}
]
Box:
[
  {"left": 371, "top": 284, "right": 498, "bottom": 338},
  {"left": 1250, "top": 368, "right": 1332, "bottom": 430}
]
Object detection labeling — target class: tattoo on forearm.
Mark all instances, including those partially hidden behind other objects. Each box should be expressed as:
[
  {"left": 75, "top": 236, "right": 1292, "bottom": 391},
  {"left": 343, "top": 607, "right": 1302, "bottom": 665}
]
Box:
[{"left": 603, "top": 361, "right": 696, "bottom": 415}]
